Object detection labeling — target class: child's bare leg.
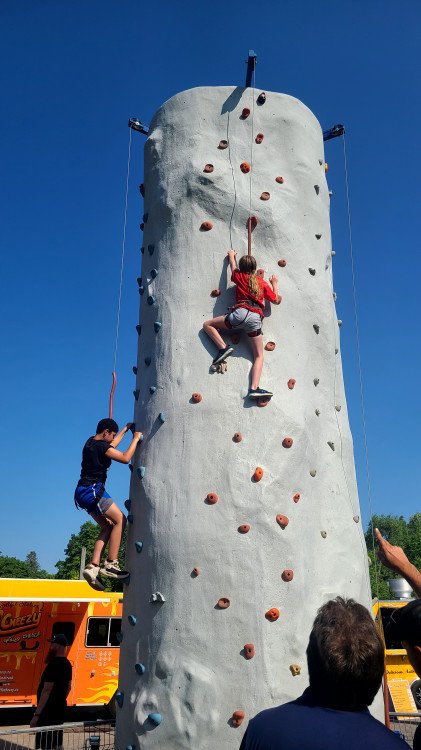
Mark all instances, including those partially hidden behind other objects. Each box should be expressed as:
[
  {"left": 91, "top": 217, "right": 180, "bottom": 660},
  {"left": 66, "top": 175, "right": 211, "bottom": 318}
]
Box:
[
  {"left": 89, "top": 514, "right": 113, "bottom": 566},
  {"left": 248, "top": 334, "right": 264, "bottom": 390},
  {"left": 102, "top": 503, "right": 127, "bottom": 561},
  {"left": 203, "top": 316, "right": 230, "bottom": 349}
]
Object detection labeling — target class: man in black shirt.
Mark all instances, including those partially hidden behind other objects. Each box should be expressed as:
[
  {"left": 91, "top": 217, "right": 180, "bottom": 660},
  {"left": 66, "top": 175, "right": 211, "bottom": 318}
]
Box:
[{"left": 30, "top": 634, "right": 72, "bottom": 749}]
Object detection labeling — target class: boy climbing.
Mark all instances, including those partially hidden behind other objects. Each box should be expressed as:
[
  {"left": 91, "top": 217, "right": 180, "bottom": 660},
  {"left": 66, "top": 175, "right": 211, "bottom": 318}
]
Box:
[
  {"left": 203, "top": 250, "right": 281, "bottom": 399},
  {"left": 74, "top": 418, "right": 143, "bottom": 590}
]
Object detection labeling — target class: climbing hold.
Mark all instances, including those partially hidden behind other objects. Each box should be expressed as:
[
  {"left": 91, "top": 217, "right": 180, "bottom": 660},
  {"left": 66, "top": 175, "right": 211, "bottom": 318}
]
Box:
[
  {"left": 275, "top": 176, "right": 284, "bottom": 184},
  {"left": 277, "top": 261, "right": 287, "bottom": 272},
  {"left": 143, "top": 213, "right": 148, "bottom": 223},
  {"left": 329, "top": 190, "right": 333, "bottom": 197},
  {"left": 124, "top": 499, "right": 131, "bottom": 511},
  {"left": 247, "top": 215, "right": 259, "bottom": 230},
  {"left": 321, "top": 531, "right": 327, "bottom": 539},
  {"left": 150, "top": 592, "right": 165, "bottom": 603},
  {"left": 282, "top": 437, "right": 293, "bottom": 449},
  {"left": 218, "top": 140, "right": 228, "bottom": 149},
  {"left": 206, "top": 492, "right": 218, "bottom": 504},
  {"left": 315, "top": 409, "right": 321, "bottom": 416},
  {"left": 335, "top": 348, "right": 339, "bottom": 354},
  {"left": 134, "top": 541, "right": 144, "bottom": 553},
  {"left": 147, "top": 295, "right": 156, "bottom": 306},
  {"left": 256, "top": 268, "right": 265, "bottom": 278},
  {"left": 132, "top": 366, "right": 138, "bottom": 374},
  {"left": 150, "top": 268, "right": 158, "bottom": 279},
  {"left": 244, "top": 643, "right": 255, "bottom": 660},
  {"left": 276, "top": 514, "right": 289, "bottom": 529},
  {"left": 140, "top": 246, "right": 145, "bottom": 254},
  {"left": 127, "top": 513, "right": 134, "bottom": 524},
  {"left": 144, "top": 357, "right": 151, "bottom": 366},
  {"left": 200, "top": 221, "right": 213, "bottom": 231},
  {"left": 116, "top": 631, "right": 123, "bottom": 643},
  {"left": 353, "top": 515, "right": 360, "bottom": 523},
  {"left": 133, "top": 389, "right": 140, "bottom": 400},
  {"left": 191, "top": 392, "right": 202, "bottom": 403},
  {"left": 255, "top": 133, "right": 264, "bottom": 144},
  {"left": 240, "top": 162, "right": 251, "bottom": 173},
  {"left": 136, "top": 324, "right": 142, "bottom": 335},
  {"left": 314, "top": 185, "right": 320, "bottom": 195},
  {"left": 253, "top": 466, "right": 264, "bottom": 482},
  {"left": 149, "top": 385, "right": 156, "bottom": 394},
  {"left": 335, "top": 404, "right": 341, "bottom": 412},
  {"left": 327, "top": 441, "right": 335, "bottom": 451},
  {"left": 293, "top": 493, "right": 300, "bottom": 503},
  {"left": 154, "top": 321, "right": 162, "bottom": 332},
  {"left": 241, "top": 107, "right": 250, "bottom": 119},
  {"left": 230, "top": 333, "right": 240, "bottom": 344},
  {"left": 128, "top": 614, "right": 137, "bottom": 626},
  {"left": 148, "top": 713, "right": 162, "bottom": 727},
  {"left": 217, "top": 597, "right": 230, "bottom": 609},
  {"left": 210, "top": 288, "right": 221, "bottom": 297},
  {"left": 265, "top": 341, "right": 276, "bottom": 351},
  {"left": 332, "top": 250, "right": 336, "bottom": 256},
  {"left": 138, "top": 285, "right": 144, "bottom": 296},
  {"left": 233, "top": 432, "right": 243, "bottom": 443},
  {"left": 309, "top": 268, "right": 316, "bottom": 276},
  {"left": 257, "top": 92, "right": 266, "bottom": 104},
  {"left": 315, "top": 234, "right": 322, "bottom": 240},
  {"left": 287, "top": 379, "right": 296, "bottom": 390},
  {"left": 318, "top": 159, "right": 323, "bottom": 165},
  {"left": 192, "top": 567, "right": 200, "bottom": 577},
  {"left": 265, "top": 608, "right": 280, "bottom": 622},
  {"left": 137, "top": 466, "right": 146, "bottom": 479},
  {"left": 257, "top": 398, "right": 270, "bottom": 407},
  {"left": 260, "top": 191, "right": 270, "bottom": 201},
  {"left": 238, "top": 524, "right": 251, "bottom": 534},
  {"left": 313, "top": 324, "right": 320, "bottom": 334},
  {"left": 135, "top": 663, "right": 146, "bottom": 675},
  {"left": 232, "top": 710, "right": 245, "bottom": 728},
  {"left": 115, "top": 691, "right": 124, "bottom": 708},
  {"left": 310, "top": 469, "right": 317, "bottom": 477},
  {"left": 140, "top": 223, "right": 144, "bottom": 231},
  {"left": 137, "top": 276, "right": 142, "bottom": 287},
  {"left": 338, "top": 319, "right": 343, "bottom": 327},
  {"left": 139, "top": 183, "right": 145, "bottom": 197},
  {"left": 282, "top": 569, "right": 294, "bottom": 582},
  {"left": 203, "top": 164, "right": 214, "bottom": 173},
  {"left": 290, "top": 664, "right": 301, "bottom": 676},
  {"left": 158, "top": 412, "right": 166, "bottom": 423},
  {"left": 324, "top": 163, "right": 329, "bottom": 172},
  {"left": 313, "top": 378, "right": 319, "bottom": 386},
  {"left": 128, "top": 465, "right": 133, "bottom": 473},
  {"left": 148, "top": 244, "right": 155, "bottom": 255}
]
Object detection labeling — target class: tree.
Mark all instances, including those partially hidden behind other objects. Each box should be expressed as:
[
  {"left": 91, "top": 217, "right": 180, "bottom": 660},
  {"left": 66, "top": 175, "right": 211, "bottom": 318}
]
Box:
[
  {"left": 26, "top": 551, "right": 40, "bottom": 574},
  {"left": 55, "top": 521, "right": 127, "bottom": 592},
  {"left": 0, "top": 554, "right": 52, "bottom": 579},
  {"left": 365, "top": 514, "right": 421, "bottom": 599}
]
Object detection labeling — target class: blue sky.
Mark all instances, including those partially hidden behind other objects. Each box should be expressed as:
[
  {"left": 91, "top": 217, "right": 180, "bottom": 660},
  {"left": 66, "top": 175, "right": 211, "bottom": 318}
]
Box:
[{"left": 1, "top": 1, "right": 420, "bottom": 573}]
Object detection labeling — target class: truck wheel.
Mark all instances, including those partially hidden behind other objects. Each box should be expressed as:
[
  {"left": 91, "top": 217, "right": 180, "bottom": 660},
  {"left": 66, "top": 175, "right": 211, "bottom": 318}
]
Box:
[{"left": 411, "top": 679, "right": 421, "bottom": 709}]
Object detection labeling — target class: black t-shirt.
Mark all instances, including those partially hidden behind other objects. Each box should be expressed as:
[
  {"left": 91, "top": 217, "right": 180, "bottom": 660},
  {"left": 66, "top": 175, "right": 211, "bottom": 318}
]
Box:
[
  {"left": 78, "top": 436, "right": 112, "bottom": 485},
  {"left": 37, "top": 656, "right": 72, "bottom": 724}
]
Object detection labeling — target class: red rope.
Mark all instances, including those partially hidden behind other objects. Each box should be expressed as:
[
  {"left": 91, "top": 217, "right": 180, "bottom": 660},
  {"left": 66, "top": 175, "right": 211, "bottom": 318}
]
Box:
[
  {"left": 109, "top": 371, "right": 117, "bottom": 419},
  {"left": 247, "top": 217, "right": 252, "bottom": 255}
]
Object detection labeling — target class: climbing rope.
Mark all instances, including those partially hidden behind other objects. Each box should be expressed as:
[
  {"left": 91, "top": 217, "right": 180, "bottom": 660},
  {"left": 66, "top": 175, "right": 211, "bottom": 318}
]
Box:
[
  {"left": 247, "top": 66, "right": 256, "bottom": 255},
  {"left": 109, "top": 126, "right": 133, "bottom": 418}
]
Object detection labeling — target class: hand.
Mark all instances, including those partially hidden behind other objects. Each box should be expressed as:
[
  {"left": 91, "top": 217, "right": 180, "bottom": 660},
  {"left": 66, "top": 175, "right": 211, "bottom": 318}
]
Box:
[
  {"left": 30, "top": 716, "right": 39, "bottom": 728},
  {"left": 126, "top": 422, "right": 135, "bottom": 434},
  {"left": 134, "top": 431, "right": 143, "bottom": 442},
  {"left": 269, "top": 275, "right": 278, "bottom": 285},
  {"left": 375, "top": 528, "right": 411, "bottom": 574},
  {"left": 227, "top": 249, "right": 237, "bottom": 258}
]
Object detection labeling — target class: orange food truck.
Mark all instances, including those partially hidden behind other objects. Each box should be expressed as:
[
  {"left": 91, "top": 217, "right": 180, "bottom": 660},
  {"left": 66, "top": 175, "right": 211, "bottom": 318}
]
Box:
[{"left": 0, "top": 579, "right": 122, "bottom": 710}]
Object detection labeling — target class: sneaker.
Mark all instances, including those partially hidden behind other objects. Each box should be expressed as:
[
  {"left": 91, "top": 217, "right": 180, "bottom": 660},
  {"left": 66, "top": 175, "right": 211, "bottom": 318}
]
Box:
[
  {"left": 249, "top": 387, "right": 273, "bottom": 400},
  {"left": 212, "top": 346, "right": 234, "bottom": 366},
  {"left": 83, "top": 564, "right": 105, "bottom": 591},
  {"left": 100, "top": 560, "right": 130, "bottom": 580}
]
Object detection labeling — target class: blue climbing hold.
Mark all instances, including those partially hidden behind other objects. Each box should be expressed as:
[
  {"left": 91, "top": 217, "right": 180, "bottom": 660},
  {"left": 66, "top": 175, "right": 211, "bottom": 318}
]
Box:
[
  {"left": 137, "top": 466, "right": 146, "bottom": 479},
  {"left": 124, "top": 499, "right": 132, "bottom": 511},
  {"left": 135, "top": 662, "right": 146, "bottom": 675},
  {"left": 140, "top": 223, "right": 144, "bottom": 231},
  {"left": 126, "top": 746, "right": 135, "bottom": 750},
  {"left": 136, "top": 325, "right": 142, "bottom": 335},
  {"left": 149, "top": 385, "right": 156, "bottom": 394},
  {"left": 128, "top": 614, "right": 137, "bottom": 626},
  {"left": 133, "top": 389, "right": 140, "bottom": 400},
  {"left": 128, "top": 464, "right": 133, "bottom": 473},
  {"left": 148, "top": 713, "right": 162, "bottom": 727},
  {"left": 139, "top": 286, "right": 145, "bottom": 296},
  {"left": 139, "top": 183, "right": 145, "bottom": 197},
  {"left": 147, "top": 295, "right": 156, "bottom": 305},
  {"left": 133, "top": 366, "right": 138, "bottom": 375},
  {"left": 143, "top": 213, "right": 148, "bottom": 223},
  {"left": 135, "top": 540, "right": 144, "bottom": 553},
  {"left": 137, "top": 277, "right": 142, "bottom": 286},
  {"left": 116, "top": 631, "right": 123, "bottom": 643},
  {"left": 159, "top": 412, "right": 166, "bottom": 423},
  {"left": 141, "top": 246, "right": 145, "bottom": 254},
  {"left": 127, "top": 513, "right": 134, "bottom": 523},
  {"left": 115, "top": 691, "right": 124, "bottom": 708},
  {"left": 145, "top": 356, "right": 151, "bottom": 367},
  {"left": 148, "top": 244, "right": 154, "bottom": 255},
  {"left": 150, "top": 268, "right": 158, "bottom": 279},
  {"left": 154, "top": 321, "right": 162, "bottom": 332}
]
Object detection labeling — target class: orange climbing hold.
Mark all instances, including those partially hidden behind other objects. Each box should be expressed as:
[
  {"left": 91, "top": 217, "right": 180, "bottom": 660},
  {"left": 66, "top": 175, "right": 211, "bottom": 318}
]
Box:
[
  {"left": 282, "top": 569, "right": 294, "bottom": 582},
  {"left": 275, "top": 176, "right": 284, "bottom": 184},
  {"left": 238, "top": 524, "right": 251, "bottom": 534},
  {"left": 191, "top": 392, "right": 202, "bottom": 403},
  {"left": 324, "top": 163, "right": 329, "bottom": 172},
  {"left": 265, "top": 608, "right": 280, "bottom": 622},
  {"left": 217, "top": 597, "right": 230, "bottom": 609},
  {"left": 200, "top": 221, "right": 213, "bottom": 231},
  {"left": 203, "top": 164, "right": 214, "bottom": 173},
  {"left": 240, "top": 162, "right": 251, "bottom": 173},
  {"left": 244, "top": 643, "right": 255, "bottom": 659},
  {"left": 253, "top": 467, "right": 264, "bottom": 482},
  {"left": 206, "top": 492, "right": 218, "bottom": 505},
  {"left": 282, "top": 437, "right": 293, "bottom": 449},
  {"left": 210, "top": 288, "right": 221, "bottom": 297},
  {"left": 233, "top": 432, "right": 243, "bottom": 443},
  {"left": 256, "top": 268, "right": 265, "bottom": 278},
  {"left": 276, "top": 514, "right": 289, "bottom": 529},
  {"left": 241, "top": 108, "right": 250, "bottom": 119},
  {"left": 192, "top": 567, "right": 200, "bottom": 577},
  {"left": 255, "top": 133, "right": 264, "bottom": 144},
  {"left": 293, "top": 493, "right": 300, "bottom": 503},
  {"left": 287, "top": 378, "right": 296, "bottom": 390},
  {"left": 265, "top": 341, "right": 276, "bottom": 351},
  {"left": 278, "top": 259, "right": 287, "bottom": 267},
  {"left": 260, "top": 191, "right": 270, "bottom": 201},
  {"left": 232, "top": 710, "right": 245, "bottom": 728},
  {"left": 218, "top": 140, "right": 228, "bottom": 149}
]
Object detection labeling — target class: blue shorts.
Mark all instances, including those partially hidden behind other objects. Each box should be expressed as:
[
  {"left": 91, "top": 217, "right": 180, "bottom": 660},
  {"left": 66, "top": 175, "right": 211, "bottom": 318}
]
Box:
[{"left": 74, "top": 483, "right": 113, "bottom": 516}]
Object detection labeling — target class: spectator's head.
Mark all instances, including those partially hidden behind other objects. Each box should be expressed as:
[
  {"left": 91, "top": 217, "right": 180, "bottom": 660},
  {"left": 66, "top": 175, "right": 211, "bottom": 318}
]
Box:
[
  {"left": 385, "top": 599, "right": 421, "bottom": 678},
  {"left": 46, "top": 634, "right": 68, "bottom": 662},
  {"left": 306, "top": 597, "right": 384, "bottom": 711},
  {"left": 96, "top": 418, "right": 119, "bottom": 441}
]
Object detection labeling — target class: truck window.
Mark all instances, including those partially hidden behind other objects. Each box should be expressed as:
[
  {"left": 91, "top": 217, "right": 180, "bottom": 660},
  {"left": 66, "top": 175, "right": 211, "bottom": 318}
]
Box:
[
  {"left": 86, "top": 618, "right": 122, "bottom": 647},
  {"left": 51, "top": 621, "right": 75, "bottom": 646},
  {"left": 380, "top": 607, "right": 404, "bottom": 650}
]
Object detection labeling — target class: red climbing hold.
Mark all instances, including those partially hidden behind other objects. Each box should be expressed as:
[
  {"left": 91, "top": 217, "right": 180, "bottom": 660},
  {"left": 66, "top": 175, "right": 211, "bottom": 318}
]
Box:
[
  {"left": 233, "top": 432, "right": 243, "bottom": 443},
  {"left": 253, "top": 467, "right": 264, "bottom": 482},
  {"left": 240, "top": 162, "right": 251, "bottom": 174},
  {"left": 256, "top": 268, "right": 265, "bottom": 278},
  {"left": 282, "top": 437, "right": 293, "bottom": 449},
  {"left": 293, "top": 493, "right": 300, "bottom": 503},
  {"left": 203, "top": 164, "right": 214, "bottom": 173},
  {"left": 278, "top": 259, "right": 287, "bottom": 267},
  {"left": 191, "top": 392, "right": 202, "bottom": 403},
  {"left": 230, "top": 333, "right": 240, "bottom": 344},
  {"left": 218, "top": 140, "right": 228, "bottom": 149},
  {"left": 276, "top": 514, "right": 289, "bottom": 529},
  {"left": 257, "top": 398, "right": 270, "bottom": 407},
  {"left": 200, "top": 221, "right": 213, "bottom": 231},
  {"left": 210, "top": 288, "right": 221, "bottom": 297},
  {"left": 282, "top": 569, "right": 294, "bottom": 582},
  {"left": 275, "top": 176, "right": 284, "bottom": 184},
  {"left": 265, "top": 341, "right": 276, "bottom": 351},
  {"left": 192, "top": 567, "right": 200, "bottom": 577},
  {"left": 217, "top": 597, "right": 230, "bottom": 609},
  {"left": 265, "top": 607, "right": 280, "bottom": 622},
  {"left": 257, "top": 92, "right": 266, "bottom": 104},
  {"left": 206, "top": 492, "right": 218, "bottom": 505},
  {"left": 241, "top": 108, "right": 250, "bottom": 119},
  {"left": 238, "top": 524, "right": 251, "bottom": 534},
  {"left": 260, "top": 191, "right": 270, "bottom": 201},
  {"left": 232, "top": 710, "right": 245, "bottom": 728},
  {"left": 287, "top": 378, "right": 296, "bottom": 390},
  {"left": 246, "top": 216, "right": 259, "bottom": 230},
  {"left": 244, "top": 644, "right": 255, "bottom": 660},
  {"left": 255, "top": 133, "right": 264, "bottom": 144}
]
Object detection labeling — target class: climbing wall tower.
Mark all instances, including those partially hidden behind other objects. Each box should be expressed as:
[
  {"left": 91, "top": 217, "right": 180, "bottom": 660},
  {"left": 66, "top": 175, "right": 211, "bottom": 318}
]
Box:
[{"left": 116, "top": 86, "right": 375, "bottom": 749}]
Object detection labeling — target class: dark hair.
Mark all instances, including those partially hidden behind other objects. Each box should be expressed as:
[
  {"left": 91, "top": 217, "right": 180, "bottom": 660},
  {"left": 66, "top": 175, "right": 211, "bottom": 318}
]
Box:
[
  {"left": 96, "top": 418, "right": 119, "bottom": 434},
  {"left": 306, "top": 597, "right": 384, "bottom": 710}
]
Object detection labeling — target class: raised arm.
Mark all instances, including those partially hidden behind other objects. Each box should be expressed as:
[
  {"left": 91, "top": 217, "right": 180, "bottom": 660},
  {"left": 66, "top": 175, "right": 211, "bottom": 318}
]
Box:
[
  {"left": 111, "top": 423, "right": 135, "bottom": 448},
  {"left": 269, "top": 275, "right": 282, "bottom": 305},
  {"left": 227, "top": 249, "right": 237, "bottom": 274},
  {"left": 106, "top": 432, "right": 143, "bottom": 465},
  {"left": 375, "top": 528, "right": 421, "bottom": 598}
]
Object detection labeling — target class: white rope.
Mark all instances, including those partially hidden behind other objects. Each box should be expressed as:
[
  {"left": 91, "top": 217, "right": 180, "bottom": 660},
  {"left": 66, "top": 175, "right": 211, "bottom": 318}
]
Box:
[{"left": 112, "top": 127, "right": 132, "bottom": 373}]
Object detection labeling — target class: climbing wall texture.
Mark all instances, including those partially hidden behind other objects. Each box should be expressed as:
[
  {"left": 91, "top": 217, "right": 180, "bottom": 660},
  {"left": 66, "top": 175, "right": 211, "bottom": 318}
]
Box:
[{"left": 116, "top": 86, "right": 377, "bottom": 749}]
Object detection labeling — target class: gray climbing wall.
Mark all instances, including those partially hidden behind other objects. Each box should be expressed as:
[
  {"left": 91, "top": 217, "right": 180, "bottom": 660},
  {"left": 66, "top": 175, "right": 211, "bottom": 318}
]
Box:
[{"left": 116, "top": 86, "right": 377, "bottom": 750}]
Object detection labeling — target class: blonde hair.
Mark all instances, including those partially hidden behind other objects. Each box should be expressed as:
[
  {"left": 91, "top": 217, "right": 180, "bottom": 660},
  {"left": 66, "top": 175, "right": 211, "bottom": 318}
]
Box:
[{"left": 238, "top": 255, "right": 260, "bottom": 298}]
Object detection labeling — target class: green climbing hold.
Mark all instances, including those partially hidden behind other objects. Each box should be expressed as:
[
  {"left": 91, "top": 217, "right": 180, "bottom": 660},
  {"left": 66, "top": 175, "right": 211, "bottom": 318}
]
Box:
[
  {"left": 134, "top": 540, "right": 143, "bottom": 553},
  {"left": 137, "top": 466, "right": 146, "bottom": 479}
]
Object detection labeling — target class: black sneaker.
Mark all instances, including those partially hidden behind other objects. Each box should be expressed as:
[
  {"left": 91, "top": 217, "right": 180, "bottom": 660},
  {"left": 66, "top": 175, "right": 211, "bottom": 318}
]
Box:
[
  {"left": 249, "top": 387, "right": 273, "bottom": 400},
  {"left": 100, "top": 560, "right": 130, "bottom": 579},
  {"left": 212, "top": 346, "right": 234, "bottom": 366}
]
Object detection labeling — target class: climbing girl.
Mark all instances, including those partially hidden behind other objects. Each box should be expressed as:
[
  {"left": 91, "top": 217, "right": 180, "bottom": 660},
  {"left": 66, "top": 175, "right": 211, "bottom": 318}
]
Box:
[
  {"left": 203, "top": 250, "right": 281, "bottom": 399},
  {"left": 74, "top": 418, "right": 143, "bottom": 589}
]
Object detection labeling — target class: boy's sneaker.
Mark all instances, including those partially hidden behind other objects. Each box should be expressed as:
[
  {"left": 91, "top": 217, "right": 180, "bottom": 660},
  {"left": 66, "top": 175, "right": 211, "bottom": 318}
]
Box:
[
  {"left": 212, "top": 346, "right": 234, "bottom": 366},
  {"left": 100, "top": 560, "right": 130, "bottom": 579},
  {"left": 83, "top": 563, "right": 105, "bottom": 591},
  {"left": 249, "top": 387, "right": 273, "bottom": 400}
]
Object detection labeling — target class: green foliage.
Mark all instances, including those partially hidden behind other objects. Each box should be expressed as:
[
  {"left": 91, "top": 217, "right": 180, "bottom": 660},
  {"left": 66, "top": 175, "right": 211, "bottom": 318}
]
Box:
[
  {"left": 0, "top": 553, "right": 52, "bottom": 579},
  {"left": 365, "top": 514, "right": 421, "bottom": 599},
  {"left": 55, "top": 521, "right": 127, "bottom": 592}
]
